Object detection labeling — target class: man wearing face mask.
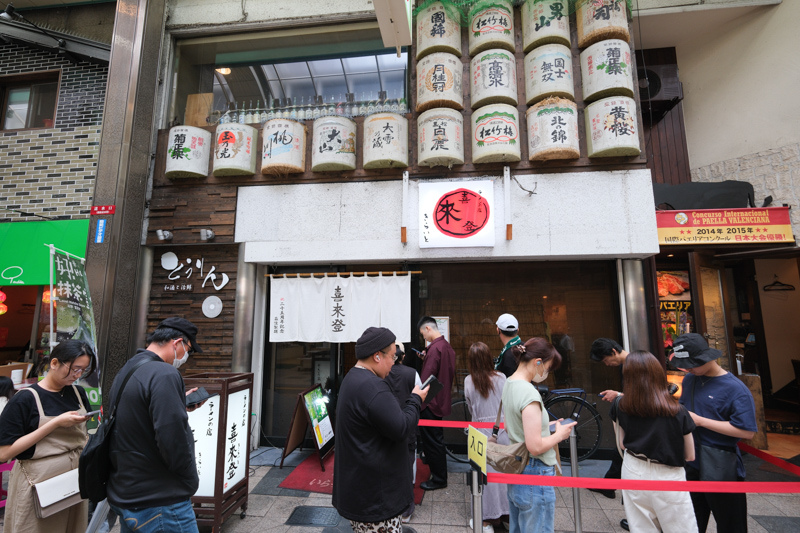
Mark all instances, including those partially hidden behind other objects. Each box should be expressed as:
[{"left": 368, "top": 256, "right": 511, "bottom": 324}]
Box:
[{"left": 106, "top": 317, "right": 202, "bottom": 533}]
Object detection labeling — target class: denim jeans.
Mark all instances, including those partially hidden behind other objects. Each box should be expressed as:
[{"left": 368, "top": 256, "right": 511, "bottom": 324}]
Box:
[
  {"left": 110, "top": 500, "right": 199, "bottom": 533},
  {"left": 507, "top": 458, "right": 556, "bottom": 533}
]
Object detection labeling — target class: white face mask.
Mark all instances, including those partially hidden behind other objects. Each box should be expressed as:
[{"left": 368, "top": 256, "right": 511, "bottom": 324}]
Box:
[
  {"left": 173, "top": 341, "right": 190, "bottom": 369},
  {"left": 532, "top": 362, "right": 549, "bottom": 383}
]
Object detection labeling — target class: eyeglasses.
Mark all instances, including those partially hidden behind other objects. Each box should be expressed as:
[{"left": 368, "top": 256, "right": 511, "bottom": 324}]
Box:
[
  {"left": 381, "top": 350, "right": 398, "bottom": 362},
  {"left": 181, "top": 339, "right": 194, "bottom": 355},
  {"left": 67, "top": 366, "right": 90, "bottom": 378}
]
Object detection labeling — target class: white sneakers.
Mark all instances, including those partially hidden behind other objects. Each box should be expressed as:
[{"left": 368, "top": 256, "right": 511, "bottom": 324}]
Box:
[{"left": 468, "top": 519, "right": 495, "bottom": 533}]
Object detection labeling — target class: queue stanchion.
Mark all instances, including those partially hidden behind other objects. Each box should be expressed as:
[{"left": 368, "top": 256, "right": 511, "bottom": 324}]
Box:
[
  {"left": 471, "top": 469, "right": 483, "bottom": 533},
  {"left": 467, "top": 425, "right": 488, "bottom": 533},
  {"left": 569, "top": 426, "right": 583, "bottom": 533}
]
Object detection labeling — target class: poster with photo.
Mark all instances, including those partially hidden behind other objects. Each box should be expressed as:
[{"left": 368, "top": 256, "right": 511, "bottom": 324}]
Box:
[
  {"left": 658, "top": 271, "right": 692, "bottom": 348},
  {"left": 657, "top": 270, "right": 691, "bottom": 301}
]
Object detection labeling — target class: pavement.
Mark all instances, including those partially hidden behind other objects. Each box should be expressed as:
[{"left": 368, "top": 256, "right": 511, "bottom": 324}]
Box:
[{"left": 1, "top": 448, "right": 798, "bottom": 532}]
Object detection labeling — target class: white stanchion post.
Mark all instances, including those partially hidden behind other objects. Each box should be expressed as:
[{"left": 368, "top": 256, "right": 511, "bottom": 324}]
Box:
[
  {"left": 570, "top": 427, "right": 582, "bottom": 533},
  {"left": 472, "top": 469, "right": 483, "bottom": 533}
]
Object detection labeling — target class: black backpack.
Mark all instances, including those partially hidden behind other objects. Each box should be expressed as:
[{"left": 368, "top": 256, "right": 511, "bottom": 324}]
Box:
[{"left": 79, "top": 357, "right": 152, "bottom": 502}]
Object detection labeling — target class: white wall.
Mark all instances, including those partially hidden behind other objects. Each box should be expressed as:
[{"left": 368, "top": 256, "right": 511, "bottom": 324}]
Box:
[
  {"left": 236, "top": 170, "right": 659, "bottom": 264},
  {"left": 755, "top": 258, "right": 800, "bottom": 392},
  {"left": 166, "top": 0, "right": 375, "bottom": 28},
  {"left": 637, "top": 1, "right": 800, "bottom": 169}
]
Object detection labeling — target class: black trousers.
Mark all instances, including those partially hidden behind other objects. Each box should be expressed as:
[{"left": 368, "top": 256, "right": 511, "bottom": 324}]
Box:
[
  {"left": 685, "top": 466, "right": 748, "bottom": 533},
  {"left": 605, "top": 451, "right": 623, "bottom": 479},
  {"left": 419, "top": 408, "right": 447, "bottom": 481}
]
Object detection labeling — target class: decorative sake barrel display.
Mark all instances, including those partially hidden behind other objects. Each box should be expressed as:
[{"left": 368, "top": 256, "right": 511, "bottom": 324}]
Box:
[
  {"left": 524, "top": 43, "right": 574, "bottom": 105},
  {"left": 577, "top": 0, "right": 630, "bottom": 49},
  {"left": 472, "top": 103, "right": 521, "bottom": 164},
  {"left": 521, "top": 0, "right": 571, "bottom": 53},
  {"left": 416, "top": 52, "right": 464, "bottom": 112},
  {"left": 468, "top": 0, "right": 515, "bottom": 56},
  {"left": 526, "top": 97, "right": 579, "bottom": 161},
  {"left": 580, "top": 39, "right": 634, "bottom": 102},
  {"left": 311, "top": 116, "right": 356, "bottom": 171},
  {"left": 165, "top": 125, "right": 211, "bottom": 179},
  {"left": 417, "top": 108, "right": 464, "bottom": 167},
  {"left": 363, "top": 113, "right": 409, "bottom": 169},
  {"left": 212, "top": 123, "right": 258, "bottom": 176},
  {"left": 260, "top": 118, "right": 306, "bottom": 174},
  {"left": 585, "top": 96, "right": 641, "bottom": 157},
  {"left": 471, "top": 49, "right": 517, "bottom": 109},
  {"left": 416, "top": 1, "right": 462, "bottom": 59}
]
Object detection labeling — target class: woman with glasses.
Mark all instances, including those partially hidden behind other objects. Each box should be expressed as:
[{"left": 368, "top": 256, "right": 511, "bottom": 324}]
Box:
[{"left": 0, "top": 339, "right": 96, "bottom": 533}]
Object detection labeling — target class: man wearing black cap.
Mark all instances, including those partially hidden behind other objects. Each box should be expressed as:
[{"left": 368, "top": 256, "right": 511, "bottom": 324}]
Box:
[
  {"left": 672, "top": 333, "right": 757, "bottom": 533},
  {"left": 333, "top": 327, "right": 428, "bottom": 532},
  {"left": 106, "top": 317, "right": 203, "bottom": 533}
]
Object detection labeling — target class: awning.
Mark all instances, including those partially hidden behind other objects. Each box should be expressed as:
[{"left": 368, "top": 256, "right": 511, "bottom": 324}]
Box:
[{"left": 0, "top": 219, "right": 89, "bottom": 286}]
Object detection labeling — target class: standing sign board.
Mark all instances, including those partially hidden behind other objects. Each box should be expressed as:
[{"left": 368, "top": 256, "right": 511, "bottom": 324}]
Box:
[
  {"left": 185, "top": 373, "right": 253, "bottom": 532},
  {"left": 419, "top": 180, "right": 495, "bottom": 248},
  {"left": 280, "top": 384, "right": 335, "bottom": 471}
]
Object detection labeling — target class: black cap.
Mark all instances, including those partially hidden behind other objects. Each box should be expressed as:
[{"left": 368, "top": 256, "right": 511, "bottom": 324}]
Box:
[
  {"left": 671, "top": 333, "right": 720, "bottom": 369},
  {"left": 355, "top": 327, "right": 395, "bottom": 359},
  {"left": 157, "top": 317, "right": 203, "bottom": 353}
]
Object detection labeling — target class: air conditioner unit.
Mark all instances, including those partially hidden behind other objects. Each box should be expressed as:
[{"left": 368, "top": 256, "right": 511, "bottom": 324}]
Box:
[{"left": 637, "top": 64, "right": 683, "bottom": 121}]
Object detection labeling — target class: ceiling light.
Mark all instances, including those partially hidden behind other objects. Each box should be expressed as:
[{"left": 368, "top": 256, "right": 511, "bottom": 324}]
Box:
[
  {"left": 215, "top": 67, "right": 231, "bottom": 75},
  {"left": 156, "top": 229, "right": 173, "bottom": 241}
]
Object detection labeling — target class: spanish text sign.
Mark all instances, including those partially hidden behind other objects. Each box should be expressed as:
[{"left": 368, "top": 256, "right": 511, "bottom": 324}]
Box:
[
  {"left": 419, "top": 180, "right": 495, "bottom": 248},
  {"left": 656, "top": 207, "right": 794, "bottom": 246},
  {"left": 468, "top": 425, "right": 488, "bottom": 475}
]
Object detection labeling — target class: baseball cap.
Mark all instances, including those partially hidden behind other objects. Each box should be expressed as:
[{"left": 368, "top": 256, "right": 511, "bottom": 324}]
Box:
[
  {"left": 496, "top": 313, "right": 518, "bottom": 333},
  {"left": 670, "top": 333, "right": 721, "bottom": 369},
  {"left": 157, "top": 317, "right": 203, "bottom": 353}
]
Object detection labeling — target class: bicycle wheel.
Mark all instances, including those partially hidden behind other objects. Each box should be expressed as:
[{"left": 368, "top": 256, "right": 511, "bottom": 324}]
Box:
[
  {"left": 545, "top": 395, "right": 602, "bottom": 462},
  {"left": 442, "top": 399, "right": 470, "bottom": 463}
]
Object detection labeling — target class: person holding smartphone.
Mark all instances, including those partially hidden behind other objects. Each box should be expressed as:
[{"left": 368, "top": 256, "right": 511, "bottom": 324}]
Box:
[{"left": 0, "top": 339, "right": 96, "bottom": 533}]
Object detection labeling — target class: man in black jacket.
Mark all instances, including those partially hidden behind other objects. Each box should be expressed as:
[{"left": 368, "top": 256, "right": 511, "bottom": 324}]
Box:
[{"left": 107, "top": 317, "right": 202, "bottom": 533}]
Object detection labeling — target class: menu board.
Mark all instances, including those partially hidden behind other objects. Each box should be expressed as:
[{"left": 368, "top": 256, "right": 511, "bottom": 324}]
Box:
[
  {"left": 303, "top": 386, "right": 334, "bottom": 449},
  {"left": 658, "top": 270, "right": 692, "bottom": 348},
  {"left": 188, "top": 396, "right": 221, "bottom": 498}
]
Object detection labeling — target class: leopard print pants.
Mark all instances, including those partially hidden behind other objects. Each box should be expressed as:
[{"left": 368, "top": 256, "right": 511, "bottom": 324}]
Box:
[{"left": 349, "top": 515, "right": 402, "bottom": 532}]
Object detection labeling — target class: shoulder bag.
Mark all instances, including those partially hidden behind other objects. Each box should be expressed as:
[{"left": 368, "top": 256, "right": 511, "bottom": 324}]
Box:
[
  {"left": 486, "top": 401, "right": 530, "bottom": 475},
  {"left": 691, "top": 379, "right": 739, "bottom": 481},
  {"left": 78, "top": 357, "right": 153, "bottom": 502}
]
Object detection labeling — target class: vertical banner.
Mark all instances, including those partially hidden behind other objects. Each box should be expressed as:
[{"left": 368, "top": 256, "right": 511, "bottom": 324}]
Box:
[
  {"left": 269, "top": 274, "right": 411, "bottom": 343},
  {"left": 188, "top": 395, "right": 221, "bottom": 497},
  {"left": 223, "top": 389, "right": 250, "bottom": 493},
  {"left": 53, "top": 252, "right": 101, "bottom": 414},
  {"left": 419, "top": 180, "right": 495, "bottom": 248}
]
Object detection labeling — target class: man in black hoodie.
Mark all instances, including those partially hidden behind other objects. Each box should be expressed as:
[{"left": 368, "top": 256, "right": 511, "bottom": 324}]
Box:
[{"left": 106, "top": 317, "right": 202, "bottom": 533}]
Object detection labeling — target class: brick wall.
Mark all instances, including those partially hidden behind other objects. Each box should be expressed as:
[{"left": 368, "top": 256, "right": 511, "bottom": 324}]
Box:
[
  {"left": 0, "top": 42, "right": 108, "bottom": 222},
  {"left": 690, "top": 143, "right": 800, "bottom": 238}
]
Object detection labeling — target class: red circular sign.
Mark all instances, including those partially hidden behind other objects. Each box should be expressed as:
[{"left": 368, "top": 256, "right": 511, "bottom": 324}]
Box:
[{"left": 434, "top": 188, "right": 490, "bottom": 238}]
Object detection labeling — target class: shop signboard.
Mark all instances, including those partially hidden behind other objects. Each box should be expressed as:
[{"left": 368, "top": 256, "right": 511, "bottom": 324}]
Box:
[
  {"left": 656, "top": 207, "right": 794, "bottom": 246},
  {"left": 187, "top": 394, "right": 221, "bottom": 497},
  {"left": 223, "top": 388, "right": 249, "bottom": 493},
  {"left": 657, "top": 271, "right": 692, "bottom": 349},
  {"left": 419, "top": 180, "right": 495, "bottom": 248},
  {"left": 0, "top": 220, "right": 89, "bottom": 286}
]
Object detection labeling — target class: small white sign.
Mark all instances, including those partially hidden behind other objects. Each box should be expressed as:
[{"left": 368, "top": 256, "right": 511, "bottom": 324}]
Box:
[
  {"left": 419, "top": 180, "right": 495, "bottom": 248},
  {"left": 188, "top": 396, "right": 221, "bottom": 498}
]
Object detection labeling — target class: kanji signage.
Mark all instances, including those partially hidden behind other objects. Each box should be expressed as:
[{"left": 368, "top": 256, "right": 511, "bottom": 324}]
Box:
[
  {"left": 90, "top": 205, "right": 116, "bottom": 215},
  {"left": 419, "top": 180, "right": 495, "bottom": 248},
  {"left": 656, "top": 207, "right": 794, "bottom": 246}
]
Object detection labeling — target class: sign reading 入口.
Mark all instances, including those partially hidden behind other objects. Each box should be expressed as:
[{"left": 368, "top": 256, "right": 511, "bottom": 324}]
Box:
[{"left": 656, "top": 207, "right": 794, "bottom": 246}]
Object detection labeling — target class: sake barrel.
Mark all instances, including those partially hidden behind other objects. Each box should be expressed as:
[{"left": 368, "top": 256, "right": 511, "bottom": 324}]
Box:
[
  {"left": 472, "top": 103, "right": 521, "bottom": 164},
  {"left": 311, "top": 116, "right": 356, "bottom": 172},
  {"left": 468, "top": 0, "right": 515, "bottom": 56},
  {"left": 470, "top": 49, "right": 517, "bottom": 109},
  {"left": 417, "top": 52, "right": 464, "bottom": 112},
  {"left": 577, "top": 0, "right": 629, "bottom": 49},
  {"left": 165, "top": 125, "right": 211, "bottom": 179},
  {"left": 363, "top": 113, "right": 409, "bottom": 169},
  {"left": 418, "top": 107, "right": 465, "bottom": 167},
  {"left": 416, "top": 1, "right": 462, "bottom": 59},
  {"left": 580, "top": 39, "right": 634, "bottom": 102},
  {"left": 261, "top": 119, "right": 306, "bottom": 174},
  {"left": 524, "top": 43, "right": 574, "bottom": 105},
  {"left": 521, "top": 0, "right": 571, "bottom": 52},
  {"left": 585, "top": 96, "right": 641, "bottom": 157},
  {"left": 526, "top": 97, "right": 579, "bottom": 161},
  {"left": 212, "top": 123, "right": 258, "bottom": 176}
]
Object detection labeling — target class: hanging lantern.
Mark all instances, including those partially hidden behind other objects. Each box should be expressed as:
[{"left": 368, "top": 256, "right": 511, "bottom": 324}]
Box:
[
  {"left": 0, "top": 289, "right": 6, "bottom": 303},
  {"left": 0, "top": 303, "right": 7, "bottom": 315},
  {"left": 42, "top": 290, "right": 51, "bottom": 304}
]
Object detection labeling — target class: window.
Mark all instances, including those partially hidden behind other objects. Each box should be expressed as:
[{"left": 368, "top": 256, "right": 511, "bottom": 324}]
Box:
[{"left": 1, "top": 72, "right": 60, "bottom": 130}]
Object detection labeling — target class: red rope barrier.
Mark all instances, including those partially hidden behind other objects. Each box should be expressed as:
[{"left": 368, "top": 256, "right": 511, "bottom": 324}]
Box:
[{"left": 738, "top": 442, "right": 800, "bottom": 478}]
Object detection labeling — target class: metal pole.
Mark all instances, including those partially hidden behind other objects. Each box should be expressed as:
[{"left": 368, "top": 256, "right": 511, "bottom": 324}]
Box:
[
  {"left": 570, "top": 427, "right": 582, "bottom": 533},
  {"left": 471, "top": 469, "right": 483, "bottom": 533},
  {"left": 49, "top": 244, "right": 55, "bottom": 351},
  {"left": 85, "top": 499, "right": 110, "bottom": 533}
]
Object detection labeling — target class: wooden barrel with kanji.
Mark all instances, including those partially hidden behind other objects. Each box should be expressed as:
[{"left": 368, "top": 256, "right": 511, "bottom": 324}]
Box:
[
  {"left": 416, "top": 1, "right": 462, "bottom": 59},
  {"left": 468, "top": 0, "right": 515, "bottom": 56},
  {"left": 471, "top": 49, "right": 517, "bottom": 109},
  {"left": 212, "top": 123, "right": 258, "bottom": 176},
  {"left": 165, "top": 125, "right": 212, "bottom": 179},
  {"left": 526, "top": 97, "right": 579, "bottom": 161},
  {"left": 363, "top": 113, "right": 409, "bottom": 169},
  {"left": 585, "top": 96, "right": 641, "bottom": 157},
  {"left": 260, "top": 119, "right": 306, "bottom": 174},
  {"left": 311, "top": 116, "right": 356, "bottom": 171},
  {"left": 577, "top": 0, "right": 630, "bottom": 49},
  {"left": 417, "top": 52, "right": 464, "bottom": 112},
  {"left": 524, "top": 43, "right": 574, "bottom": 105},
  {"left": 471, "top": 103, "right": 521, "bottom": 164},
  {"left": 580, "top": 39, "right": 634, "bottom": 102},
  {"left": 418, "top": 107, "right": 464, "bottom": 167},
  {"left": 521, "top": 0, "right": 571, "bottom": 53}
]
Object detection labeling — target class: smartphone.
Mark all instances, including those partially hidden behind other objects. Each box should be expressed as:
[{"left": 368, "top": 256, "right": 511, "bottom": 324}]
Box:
[
  {"left": 411, "top": 347, "right": 423, "bottom": 355},
  {"left": 549, "top": 418, "right": 575, "bottom": 432},
  {"left": 420, "top": 374, "right": 444, "bottom": 401},
  {"left": 598, "top": 392, "right": 605, "bottom": 398},
  {"left": 84, "top": 410, "right": 101, "bottom": 419},
  {"left": 185, "top": 387, "right": 217, "bottom": 408}
]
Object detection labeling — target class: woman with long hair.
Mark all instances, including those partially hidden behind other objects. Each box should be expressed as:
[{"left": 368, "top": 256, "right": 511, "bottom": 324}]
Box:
[
  {"left": 0, "top": 340, "right": 96, "bottom": 533},
  {"left": 464, "top": 342, "right": 509, "bottom": 533},
  {"left": 0, "top": 375, "right": 15, "bottom": 415},
  {"left": 611, "top": 350, "right": 697, "bottom": 533},
  {"left": 502, "top": 338, "right": 575, "bottom": 533}
]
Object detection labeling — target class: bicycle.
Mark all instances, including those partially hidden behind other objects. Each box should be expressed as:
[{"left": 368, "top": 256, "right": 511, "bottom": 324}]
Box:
[{"left": 443, "top": 385, "right": 602, "bottom": 464}]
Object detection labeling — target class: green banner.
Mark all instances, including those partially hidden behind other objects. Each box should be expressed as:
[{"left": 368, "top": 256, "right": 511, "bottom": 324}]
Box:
[{"left": 0, "top": 220, "right": 89, "bottom": 286}]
